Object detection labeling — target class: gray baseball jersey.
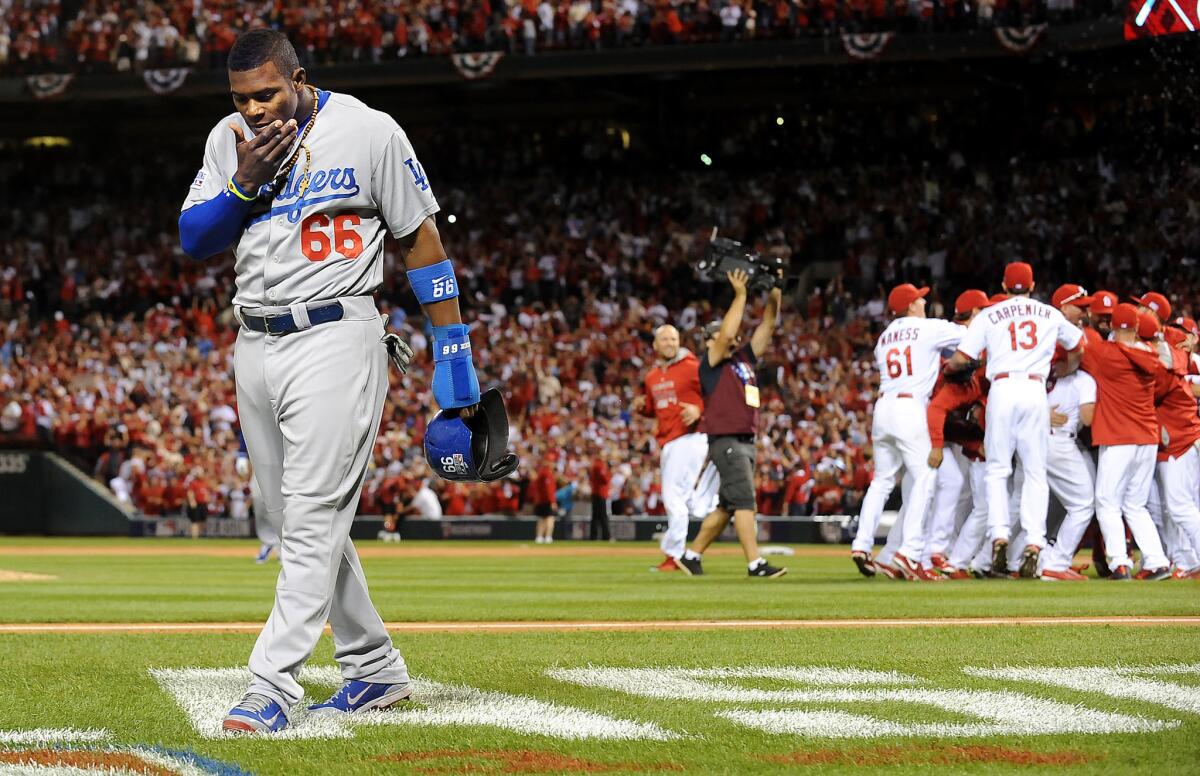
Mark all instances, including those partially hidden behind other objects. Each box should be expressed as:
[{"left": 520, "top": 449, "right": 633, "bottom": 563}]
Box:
[{"left": 181, "top": 90, "right": 439, "bottom": 309}]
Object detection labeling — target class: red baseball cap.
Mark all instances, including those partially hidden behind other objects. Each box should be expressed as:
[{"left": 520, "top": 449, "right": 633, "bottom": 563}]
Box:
[
  {"left": 1164, "top": 326, "right": 1187, "bottom": 348},
  {"left": 1172, "top": 316, "right": 1199, "bottom": 337},
  {"left": 1003, "top": 262, "right": 1034, "bottom": 292},
  {"left": 1112, "top": 303, "right": 1140, "bottom": 331},
  {"left": 989, "top": 293, "right": 1009, "bottom": 305},
  {"left": 1051, "top": 283, "right": 1093, "bottom": 310},
  {"left": 1138, "top": 312, "right": 1160, "bottom": 340},
  {"left": 954, "top": 289, "right": 990, "bottom": 316},
  {"left": 888, "top": 283, "right": 929, "bottom": 315},
  {"left": 1133, "top": 292, "right": 1171, "bottom": 322},
  {"left": 1089, "top": 290, "right": 1118, "bottom": 315}
]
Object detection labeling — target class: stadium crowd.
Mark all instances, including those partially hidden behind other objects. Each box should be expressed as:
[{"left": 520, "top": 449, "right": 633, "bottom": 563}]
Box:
[
  {"left": 1, "top": 95, "right": 1196, "bottom": 525},
  {"left": 1, "top": 0, "right": 1115, "bottom": 75}
]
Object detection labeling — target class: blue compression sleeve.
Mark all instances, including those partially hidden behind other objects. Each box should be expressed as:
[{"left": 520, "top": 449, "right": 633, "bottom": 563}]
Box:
[{"left": 179, "top": 186, "right": 253, "bottom": 260}]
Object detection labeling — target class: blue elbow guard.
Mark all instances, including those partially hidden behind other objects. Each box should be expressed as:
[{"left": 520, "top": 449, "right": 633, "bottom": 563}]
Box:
[
  {"left": 431, "top": 323, "right": 480, "bottom": 409},
  {"left": 179, "top": 187, "right": 252, "bottom": 260},
  {"left": 407, "top": 260, "right": 460, "bottom": 305}
]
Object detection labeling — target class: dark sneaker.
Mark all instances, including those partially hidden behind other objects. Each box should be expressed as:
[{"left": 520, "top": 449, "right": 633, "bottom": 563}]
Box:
[
  {"left": 748, "top": 562, "right": 787, "bottom": 579},
  {"left": 991, "top": 539, "right": 1008, "bottom": 576},
  {"left": 1110, "top": 565, "right": 1131, "bottom": 581},
  {"left": 1019, "top": 545, "right": 1041, "bottom": 579},
  {"left": 677, "top": 555, "right": 704, "bottom": 576}
]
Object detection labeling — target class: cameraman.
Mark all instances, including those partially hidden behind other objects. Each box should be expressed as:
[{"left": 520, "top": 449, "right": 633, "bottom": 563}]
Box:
[{"left": 678, "top": 269, "right": 787, "bottom": 578}]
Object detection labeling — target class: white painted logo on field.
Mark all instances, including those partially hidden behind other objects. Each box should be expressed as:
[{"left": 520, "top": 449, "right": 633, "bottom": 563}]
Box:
[
  {"left": 549, "top": 666, "right": 1180, "bottom": 738},
  {"left": 151, "top": 667, "right": 675, "bottom": 741},
  {"left": 965, "top": 664, "right": 1200, "bottom": 715},
  {"left": 0, "top": 728, "right": 109, "bottom": 744}
]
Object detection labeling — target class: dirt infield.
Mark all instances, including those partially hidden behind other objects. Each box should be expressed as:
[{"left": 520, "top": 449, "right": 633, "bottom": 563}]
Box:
[
  {"left": 1, "top": 616, "right": 1198, "bottom": 634},
  {"left": 0, "top": 543, "right": 823, "bottom": 559}
]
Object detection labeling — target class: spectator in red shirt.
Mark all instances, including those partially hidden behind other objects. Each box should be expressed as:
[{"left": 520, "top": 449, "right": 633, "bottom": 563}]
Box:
[{"left": 589, "top": 449, "right": 612, "bottom": 540}]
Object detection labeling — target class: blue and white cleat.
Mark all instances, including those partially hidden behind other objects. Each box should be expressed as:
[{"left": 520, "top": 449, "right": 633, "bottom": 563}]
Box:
[
  {"left": 255, "top": 543, "right": 276, "bottom": 564},
  {"left": 222, "top": 693, "right": 289, "bottom": 734},
  {"left": 308, "top": 680, "right": 413, "bottom": 713}
]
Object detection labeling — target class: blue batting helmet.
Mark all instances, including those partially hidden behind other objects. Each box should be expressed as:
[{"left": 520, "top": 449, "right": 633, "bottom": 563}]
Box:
[{"left": 424, "top": 388, "right": 520, "bottom": 482}]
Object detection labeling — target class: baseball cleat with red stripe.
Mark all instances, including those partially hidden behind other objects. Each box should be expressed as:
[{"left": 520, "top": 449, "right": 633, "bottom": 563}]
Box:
[
  {"left": 876, "top": 562, "right": 904, "bottom": 580},
  {"left": 1134, "top": 567, "right": 1171, "bottom": 581},
  {"left": 654, "top": 556, "right": 680, "bottom": 572},
  {"left": 945, "top": 567, "right": 973, "bottom": 580},
  {"left": 1041, "top": 568, "right": 1088, "bottom": 582}
]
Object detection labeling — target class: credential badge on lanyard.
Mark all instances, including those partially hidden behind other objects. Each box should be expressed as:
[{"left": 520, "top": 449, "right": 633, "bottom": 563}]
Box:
[{"left": 733, "top": 359, "right": 760, "bottom": 409}]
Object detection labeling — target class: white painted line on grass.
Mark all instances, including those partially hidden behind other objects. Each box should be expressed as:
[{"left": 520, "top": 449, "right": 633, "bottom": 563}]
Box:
[
  {"left": 151, "top": 666, "right": 675, "bottom": 741},
  {"left": 719, "top": 686, "right": 1177, "bottom": 737},
  {"left": 548, "top": 667, "right": 920, "bottom": 702},
  {"left": 5, "top": 616, "right": 1200, "bottom": 634},
  {"left": 967, "top": 664, "right": 1200, "bottom": 715},
  {"left": 551, "top": 666, "right": 1179, "bottom": 738},
  {"left": 0, "top": 729, "right": 109, "bottom": 744}
]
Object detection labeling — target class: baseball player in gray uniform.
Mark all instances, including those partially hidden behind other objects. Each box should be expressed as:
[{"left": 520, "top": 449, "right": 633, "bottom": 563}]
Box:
[{"left": 180, "top": 31, "right": 476, "bottom": 734}]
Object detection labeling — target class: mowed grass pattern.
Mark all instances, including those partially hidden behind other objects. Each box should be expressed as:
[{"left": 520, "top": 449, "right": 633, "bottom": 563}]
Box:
[
  {"left": 0, "top": 538, "right": 1198, "bottom": 775},
  {"left": 0, "top": 538, "right": 1197, "bottom": 624}
]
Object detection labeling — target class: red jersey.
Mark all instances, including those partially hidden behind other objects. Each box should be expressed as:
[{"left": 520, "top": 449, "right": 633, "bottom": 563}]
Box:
[
  {"left": 640, "top": 351, "right": 704, "bottom": 447},
  {"left": 589, "top": 458, "right": 611, "bottom": 500},
  {"left": 927, "top": 369, "right": 988, "bottom": 457},
  {"left": 1154, "top": 346, "right": 1200, "bottom": 460},
  {"left": 530, "top": 466, "right": 556, "bottom": 506},
  {"left": 1081, "top": 328, "right": 1161, "bottom": 446}
]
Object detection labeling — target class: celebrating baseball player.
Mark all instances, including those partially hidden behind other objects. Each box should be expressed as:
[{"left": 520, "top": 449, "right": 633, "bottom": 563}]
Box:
[
  {"left": 1028, "top": 284, "right": 1098, "bottom": 581},
  {"left": 851, "top": 282, "right": 963, "bottom": 580},
  {"left": 632, "top": 325, "right": 718, "bottom": 572},
  {"left": 946, "top": 262, "right": 1083, "bottom": 578},
  {"left": 179, "top": 31, "right": 502, "bottom": 733},
  {"left": 1072, "top": 302, "right": 1167, "bottom": 579}
]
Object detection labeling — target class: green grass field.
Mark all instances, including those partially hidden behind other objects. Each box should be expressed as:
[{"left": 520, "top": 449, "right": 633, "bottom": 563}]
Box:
[{"left": 0, "top": 538, "right": 1197, "bottom": 775}]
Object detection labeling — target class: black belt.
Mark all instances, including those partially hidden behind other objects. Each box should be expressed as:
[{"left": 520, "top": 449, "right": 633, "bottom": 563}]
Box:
[{"left": 241, "top": 301, "right": 344, "bottom": 336}]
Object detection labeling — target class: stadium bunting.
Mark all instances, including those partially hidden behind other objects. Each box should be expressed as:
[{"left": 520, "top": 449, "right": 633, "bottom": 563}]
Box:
[
  {"left": 995, "top": 24, "right": 1048, "bottom": 53},
  {"left": 451, "top": 52, "right": 505, "bottom": 80},
  {"left": 26, "top": 73, "right": 74, "bottom": 100},
  {"left": 841, "top": 32, "right": 894, "bottom": 61},
  {"left": 144, "top": 67, "right": 192, "bottom": 95}
]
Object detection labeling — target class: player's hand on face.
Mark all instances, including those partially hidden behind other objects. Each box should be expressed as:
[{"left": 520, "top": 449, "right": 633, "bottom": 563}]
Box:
[
  {"left": 727, "top": 269, "right": 749, "bottom": 295},
  {"left": 1049, "top": 405, "right": 1068, "bottom": 427},
  {"left": 680, "top": 402, "right": 701, "bottom": 426},
  {"left": 927, "top": 447, "right": 944, "bottom": 469},
  {"left": 229, "top": 118, "right": 299, "bottom": 193}
]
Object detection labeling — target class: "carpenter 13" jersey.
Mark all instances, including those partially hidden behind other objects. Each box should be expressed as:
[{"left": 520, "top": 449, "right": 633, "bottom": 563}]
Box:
[
  {"left": 181, "top": 89, "right": 439, "bottom": 309},
  {"left": 958, "top": 296, "right": 1082, "bottom": 380}
]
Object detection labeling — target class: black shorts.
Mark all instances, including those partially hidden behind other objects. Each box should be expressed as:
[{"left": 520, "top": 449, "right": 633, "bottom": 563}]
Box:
[
  {"left": 709, "top": 435, "right": 757, "bottom": 512},
  {"left": 534, "top": 503, "right": 554, "bottom": 518}
]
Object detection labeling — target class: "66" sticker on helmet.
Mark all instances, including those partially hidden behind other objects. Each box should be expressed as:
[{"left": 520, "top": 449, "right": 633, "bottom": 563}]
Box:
[{"left": 441, "top": 454, "right": 469, "bottom": 475}]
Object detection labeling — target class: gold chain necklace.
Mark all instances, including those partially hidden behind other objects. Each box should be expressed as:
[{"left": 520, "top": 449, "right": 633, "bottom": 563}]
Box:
[{"left": 274, "top": 84, "right": 320, "bottom": 196}]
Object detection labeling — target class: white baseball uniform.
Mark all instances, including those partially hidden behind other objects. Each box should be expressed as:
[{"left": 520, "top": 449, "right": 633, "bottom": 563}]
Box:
[
  {"left": 922, "top": 443, "right": 966, "bottom": 567},
  {"left": 956, "top": 296, "right": 1083, "bottom": 551},
  {"left": 659, "top": 434, "right": 719, "bottom": 558},
  {"left": 183, "top": 89, "right": 437, "bottom": 710},
  {"left": 852, "top": 316, "right": 962, "bottom": 562},
  {"left": 1039, "top": 371, "right": 1099, "bottom": 572}
]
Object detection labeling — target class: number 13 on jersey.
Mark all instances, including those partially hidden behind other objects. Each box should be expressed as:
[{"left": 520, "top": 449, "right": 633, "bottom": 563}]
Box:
[{"left": 1008, "top": 321, "right": 1038, "bottom": 350}]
